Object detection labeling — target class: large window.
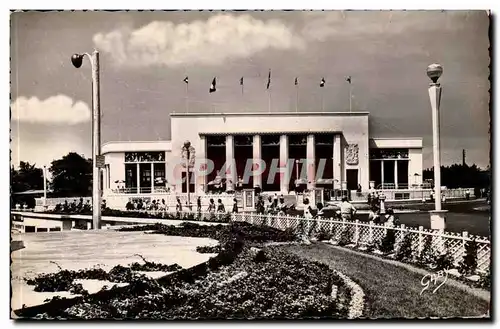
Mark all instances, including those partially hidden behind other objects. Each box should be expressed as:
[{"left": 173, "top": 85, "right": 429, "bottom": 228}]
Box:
[
  {"left": 315, "top": 134, "right": 334, "bottom": 183},
  {"left": 261, "top": 135, "right": 280, "bottom": 191},
  {"left": 234, "top": 135, "right": 253, "bottom": 189},
  {"left": 289, "top": 134, "right": 307, "bottom": 191},
  {"left": 125, "top": 164, "right": 137, "bottom": 192},
  {"left": 140, "top": 163, "right": 151, "bottom": 193},
  {"left": 153, "top": 163, "right": 166, "bottom": 190},
  {"left": 206, "top": 136, "right": 226, "bottom": 186},
  {"left": 123, "top": 151, "right": 166, "bottom": 194}
]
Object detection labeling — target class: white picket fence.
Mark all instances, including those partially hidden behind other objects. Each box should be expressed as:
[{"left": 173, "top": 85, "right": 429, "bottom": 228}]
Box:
[
  {"left": 230, "top": 212, "right": 490, "bottom": 274},
  {"left": 120, "top": 208, "right": 490, "bottom": 274}
]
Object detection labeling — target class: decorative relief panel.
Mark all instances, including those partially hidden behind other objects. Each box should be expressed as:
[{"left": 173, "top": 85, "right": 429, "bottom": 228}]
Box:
[{"left": 345, "top": 144, "right": 359, "bottom": 165}]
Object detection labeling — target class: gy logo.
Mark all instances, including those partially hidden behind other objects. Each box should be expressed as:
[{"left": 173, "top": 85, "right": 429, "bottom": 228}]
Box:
[{"left": 420, "top": 269, "right": 448, "bottom": 295}]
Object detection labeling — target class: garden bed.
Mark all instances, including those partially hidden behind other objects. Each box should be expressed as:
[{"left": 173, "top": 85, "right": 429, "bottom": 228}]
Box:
[{"left": 15, "top": 221, "right": 362, "bottom": 319}]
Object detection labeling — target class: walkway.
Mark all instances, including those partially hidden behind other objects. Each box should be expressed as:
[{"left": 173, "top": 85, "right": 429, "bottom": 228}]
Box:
[{"left": 278, "top": 243, "right": 490, "bottom": 318}]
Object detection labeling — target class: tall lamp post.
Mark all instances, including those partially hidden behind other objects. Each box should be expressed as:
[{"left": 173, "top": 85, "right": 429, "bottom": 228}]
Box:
[
  {"left": 43, "top": 165, "right": 47, "bottom": 210},
  {"left": 71, "top": 50, "right": 101, "bottom": 230},
  {"left": 427, "top": 63, "right": 447, "bottom": 230},
  {"left": 183, "top": 141, "right": 192, "bottom": 209}
]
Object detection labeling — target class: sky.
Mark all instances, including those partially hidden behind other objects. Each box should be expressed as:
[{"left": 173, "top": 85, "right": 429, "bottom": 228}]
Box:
[{"left": 10, "top": 10, "right": 491, "bottom": 169}]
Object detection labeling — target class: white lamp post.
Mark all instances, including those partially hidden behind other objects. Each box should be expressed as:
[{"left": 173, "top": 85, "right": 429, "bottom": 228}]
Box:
[
  {"left": 71, "top": 50, "right": 102, "bottom": 230},
  {"left": 43, "top": 165, "right": 47, "bottom": 210},
  {"left": 427, "top": 63, "right": 447, "bottom": 230},
  {"left": 183, "top": 141, "right": 192, "bottom": 210}
]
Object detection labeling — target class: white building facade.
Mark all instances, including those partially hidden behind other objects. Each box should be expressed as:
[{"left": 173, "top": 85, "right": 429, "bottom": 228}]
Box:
[{"left": 101, "top": 112, "right": 423, "bottom": 198}]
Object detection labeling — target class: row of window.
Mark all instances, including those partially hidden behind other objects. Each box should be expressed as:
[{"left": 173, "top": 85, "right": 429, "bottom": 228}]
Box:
[
  {"left": 369, "top": 149, "right": 409, "bottom": 159},
  {"left": 125, "top": 152, "right": 165, "bottom": 163},
  {"left": 123, "top": 149, "right": 409, "bottom": 163},
  {"left": 207, "top": 134, "right": 337, "bottom": 147}
]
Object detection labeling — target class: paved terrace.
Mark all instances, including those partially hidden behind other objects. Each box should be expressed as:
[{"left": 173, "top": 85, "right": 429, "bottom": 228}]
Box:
[{"left": 11, "top": 226, "right": 219, "bottom": 312}]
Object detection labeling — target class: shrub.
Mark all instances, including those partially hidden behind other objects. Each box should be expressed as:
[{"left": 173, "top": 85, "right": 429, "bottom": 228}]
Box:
[
  {"left": 379, "top": 229, "right": 396, "bottom": 253},
  {"left": 478, "top": 270, "right": 491, "bottom": 289},
  {"left": 316, "top": 226, "right": 333, "bottom": 241},
  {"left": 253, "top": 250, "right": 268, "bottom": 263},
  {"left": 395, "top": 233, "right": 413, "bottom": 262},
  {"left": 435, "top": 252, "right": 454, "bottom": 271},
  {"left": 416, "top": 236, "right": 436, "bottom": 266},
  {"left": 337, "top": 227, "right": 353, "bottom": 246},
  {"left": 459, "top": 238, "right": 478, "bottom": 276},
  {"left": 365, "top": 241, "right": 377, "bottom": 252},
  {"left": 196, "top": 245, "right": 222, "bottom": 254}
]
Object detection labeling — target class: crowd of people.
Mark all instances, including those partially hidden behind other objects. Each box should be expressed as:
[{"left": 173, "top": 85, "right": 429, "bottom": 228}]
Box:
[
  {"left": 53, "top": 198, "right": 96, "bottom": 214},
  {"left": 255, "top": 194, "right": 295, "bottom": 216},
  {"left": 125, "top": 198, "right": 168, "bottom": 211}
]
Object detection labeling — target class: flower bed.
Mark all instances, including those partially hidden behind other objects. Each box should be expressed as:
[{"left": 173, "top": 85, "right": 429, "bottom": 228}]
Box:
[
  {"left": 24, "top": 258, "right": 183, "bottom": 294},
  {"left": 33, "top": 247, "right": 349, "bottom": 319},
  {"left": 16, "top": 222, "right": 360, "bottom": 319}
]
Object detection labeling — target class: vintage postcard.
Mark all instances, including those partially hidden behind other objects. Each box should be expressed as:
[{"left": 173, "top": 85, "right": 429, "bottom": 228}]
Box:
[{"left": 10, "top": 10, "right": 491, "bottom": 319}]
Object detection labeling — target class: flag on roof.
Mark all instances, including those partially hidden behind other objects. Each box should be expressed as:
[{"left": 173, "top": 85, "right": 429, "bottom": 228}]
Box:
[{"left": 209, "top": 77, "right": 216, "bottom": 93}]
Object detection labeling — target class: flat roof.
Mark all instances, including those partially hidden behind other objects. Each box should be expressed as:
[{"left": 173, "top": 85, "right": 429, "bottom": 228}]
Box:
[
  {"left": 369, "top": 138, "right": 423, "bottom": 148},
  {"left": 171, "top": 111, "right": 370, "bottom": 117},
  {"left": 102, "top": 141, "right": 172, "bottom": 154}
]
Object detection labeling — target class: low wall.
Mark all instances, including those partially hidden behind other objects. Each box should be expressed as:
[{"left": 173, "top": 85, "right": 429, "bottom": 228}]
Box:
[{"left": 349, "top": 188, "right": 474, "bottom": 202}]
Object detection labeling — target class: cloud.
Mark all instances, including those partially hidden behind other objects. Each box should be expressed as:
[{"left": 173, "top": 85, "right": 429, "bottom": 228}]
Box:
[
  {"left": 93, "top": 14, "right": 305, "bottom": 67},
  {"left": 11, "top": 95, "right": 91, "bottom": 125},
  {"left": 11, "top": 130, "right": 91, "bottom": 169}
]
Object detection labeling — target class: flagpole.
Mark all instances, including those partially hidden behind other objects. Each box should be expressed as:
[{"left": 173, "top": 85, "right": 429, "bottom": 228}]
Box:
[
  {"left": 321, "top": 89, "right": 324, "bottom": 112},
  {"left": 185, "top": 83, "right": 189, "bottom": 113},
  {"left": 268, "top": 90, "right": 271, "bottom": 113},
  {"left": 349, "top": 83, "right": 352, "bottom": 112},
  {"left": 295, "top": 80, "right": 299, "bottom": 113}
]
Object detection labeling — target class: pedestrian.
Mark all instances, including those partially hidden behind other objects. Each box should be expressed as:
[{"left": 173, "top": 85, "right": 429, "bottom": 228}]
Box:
[
  {"left": 465, "top": 189, "right": 470, "bottom": 200},
  {"left": 207, "top": 198, "right": 216, "bottom": 213},
  {"left": 256, "top": 196, "right": 265, "bottom": 215},
  {"left": 301, "top": 198, "right": 314, "bottom": 241},
  {"left": 340, "top": 197, "right": 356, "bottom": 220},
  {"left": 197, "top": 197, "right": 202, "bottom": 213},
  {"left": 217, "top": 199, "right": 225, "bottom": 213},
  {"left": 176, "top": 197, "right": 182, "bottom": 218},
  {"left": 368, "top": 205, "right": 380, "bottom": 224},
  {"left": 278, "top": 196, "right": 287, "bottom": 216},
  {"left": 232, "top": 198, "right": 238, "bottom": 213},
  {"left": 266, "top": 196, "right": 274, "bottom": 214},
  {"left": 384, "top": 208, "right": 399, "bottom": 227}
]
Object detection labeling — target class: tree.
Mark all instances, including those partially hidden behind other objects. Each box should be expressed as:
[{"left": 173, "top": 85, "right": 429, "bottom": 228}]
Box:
[
  {"left": 423, "top": 163, "right": 490, "bottom": 189},
  {"left": 50, "top": 152, "right": 92, "bottom": 197},
  {"left": 11, "top": 161, "right": 44, "bottom": 193}
]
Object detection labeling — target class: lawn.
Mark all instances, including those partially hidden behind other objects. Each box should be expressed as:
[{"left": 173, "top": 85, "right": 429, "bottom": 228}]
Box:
[{"left": 279, "top": 243, "right": 490, "bottom": 319}]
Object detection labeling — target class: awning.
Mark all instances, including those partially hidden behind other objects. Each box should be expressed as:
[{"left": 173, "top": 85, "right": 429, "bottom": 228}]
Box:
[
  {"left": 316, "top": 178, "right": 334, "bottom": 185},
  {"left": 294, "top": 178, "right": 307, "bottom": 185},
  {"left": 13, "top": 189, "right": 53, "bottom": 195}
]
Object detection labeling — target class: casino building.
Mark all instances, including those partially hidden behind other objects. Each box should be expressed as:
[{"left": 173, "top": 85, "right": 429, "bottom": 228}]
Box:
[{"left": 101, "top": 112, "right": 424, "bottom": 198}]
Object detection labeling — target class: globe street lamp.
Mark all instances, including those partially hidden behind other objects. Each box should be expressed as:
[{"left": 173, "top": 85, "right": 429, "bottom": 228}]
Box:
[
  {"left": 71, "top": 50, "right": 102, "bottom": 230},
  {"left": 427, "top": 63, "right": 447, "bottom": 230}
]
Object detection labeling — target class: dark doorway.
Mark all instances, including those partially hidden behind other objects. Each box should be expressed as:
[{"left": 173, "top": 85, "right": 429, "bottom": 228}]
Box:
[{"left": 346, "top": 169, "right": 358, "bottom": 191}]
